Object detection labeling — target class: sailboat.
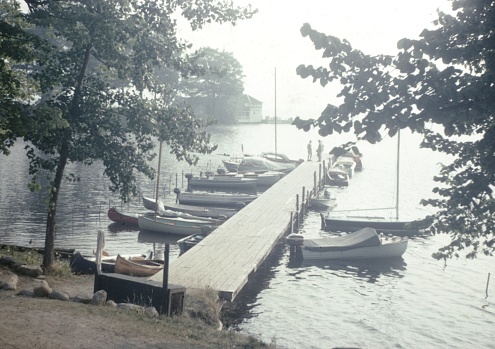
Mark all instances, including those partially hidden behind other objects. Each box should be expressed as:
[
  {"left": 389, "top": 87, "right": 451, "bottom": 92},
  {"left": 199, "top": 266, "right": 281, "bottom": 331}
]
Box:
[{"left": 320, "top": 130, "right": 421, "bottom": 237}]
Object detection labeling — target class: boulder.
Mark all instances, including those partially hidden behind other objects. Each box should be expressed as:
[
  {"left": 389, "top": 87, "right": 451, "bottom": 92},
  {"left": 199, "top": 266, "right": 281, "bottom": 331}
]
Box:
[
  {"left": 33, "top": 280, "right": 52, "bottom": 298},
  {"left": 16, "top": 289, "right": 34, "bottom": 297},
  {"left": 0, "top": 270, "right": 19, "bottom": 290},
  {"left": 117, "top": 303, "right": 144, "bottom": 313},
  {"left": 72, "top": 295, "right": 92, "bottom": 304},
  {"left": 106, "top": 300, "right": 117, "bottom": 307},
  {"left": 49, "top": 290, "right": 70, "bottom": 301},
  {"left": 91, "top": 290, "right": 107, "bottom": 306},
  {"left": 16, "top": 265, "right": 43, "bottom": 278},
  {"left": 0, "top": 256, "right": 17, "bottom": 267},
  {"left": 145, "top": 306, "right": 159, "bottom": 317}
]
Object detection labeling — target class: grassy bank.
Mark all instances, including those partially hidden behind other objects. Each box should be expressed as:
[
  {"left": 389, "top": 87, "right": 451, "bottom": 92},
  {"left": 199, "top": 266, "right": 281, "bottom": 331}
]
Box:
[{"left": 0, "top": 249, "right": 279, "bottom": 349}]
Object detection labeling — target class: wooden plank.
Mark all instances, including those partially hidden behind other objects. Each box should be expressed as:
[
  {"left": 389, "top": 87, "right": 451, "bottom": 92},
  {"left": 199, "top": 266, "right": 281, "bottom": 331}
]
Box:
[{"left": 149, "top": 161, "right": 323, "bottom": 300}]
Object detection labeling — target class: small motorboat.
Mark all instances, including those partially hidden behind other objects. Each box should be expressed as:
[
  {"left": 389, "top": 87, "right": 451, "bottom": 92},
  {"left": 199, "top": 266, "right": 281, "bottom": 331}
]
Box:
[
  {"left": 325, "top": 167, "right": 349, "bottom": 187},
  {"left": 142, "top": 196, "right": 236, "bottom": 219},
  {"left": 310, "top": 187, "right": 337, "bottom": 212},
  {"left": 286, "top": 227, "right": 408, "bottom": 260}
]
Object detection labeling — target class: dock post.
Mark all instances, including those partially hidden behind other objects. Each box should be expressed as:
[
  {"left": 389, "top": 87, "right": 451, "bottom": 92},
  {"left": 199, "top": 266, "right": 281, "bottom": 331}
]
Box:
[
  {"left": 318, "top": 163, "right": 322, "bottom": 191},
  {"left": 162, "top": 243, "right": 170, "bottom": 315},
  {"left": 314, "top": 172, "right": 317, "bottom": 194},
  {"left": 322, "top": 160, "right": 326, "bottom": 186},
  {"left": 302, "top": 186, "right": 306, "bottom": 215},
  {"left": 290, "top": 212, "right": 294, "bottom": 234},
  {"left": 296, "top": 194, "right": 300, "bottom": 229}
]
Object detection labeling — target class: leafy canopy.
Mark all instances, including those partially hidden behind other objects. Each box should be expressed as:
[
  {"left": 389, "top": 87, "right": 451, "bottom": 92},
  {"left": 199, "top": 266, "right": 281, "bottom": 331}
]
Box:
[{"left": 292, "top": 0, "right": 495, "bottom": 259}]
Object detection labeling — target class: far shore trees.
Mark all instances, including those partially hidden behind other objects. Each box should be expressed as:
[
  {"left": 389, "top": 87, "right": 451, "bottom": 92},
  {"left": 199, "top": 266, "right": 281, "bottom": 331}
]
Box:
[{"left": 293, "top": 0, "right": 494, "bottom": 259}]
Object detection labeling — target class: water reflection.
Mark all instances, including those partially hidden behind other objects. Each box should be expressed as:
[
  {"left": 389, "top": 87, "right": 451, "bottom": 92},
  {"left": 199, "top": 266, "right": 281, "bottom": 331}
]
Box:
[{"left": 289, "top": 257, "right": 407, "bottom": 283}]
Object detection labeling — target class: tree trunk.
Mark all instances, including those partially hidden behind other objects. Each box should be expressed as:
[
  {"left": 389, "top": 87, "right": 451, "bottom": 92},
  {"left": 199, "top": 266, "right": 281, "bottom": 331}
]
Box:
[{"left": 42, "top": 143, "right": 69, "bottom": 270}]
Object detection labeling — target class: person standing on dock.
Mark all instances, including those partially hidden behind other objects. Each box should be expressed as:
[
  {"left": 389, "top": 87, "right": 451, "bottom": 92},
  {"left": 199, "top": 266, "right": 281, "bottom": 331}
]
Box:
[
  {"left": 307, "top": 140, "right": 313, "bottom": 161},
  {"left": 316, "top": 140, "right": 324, "bottom": 162}
]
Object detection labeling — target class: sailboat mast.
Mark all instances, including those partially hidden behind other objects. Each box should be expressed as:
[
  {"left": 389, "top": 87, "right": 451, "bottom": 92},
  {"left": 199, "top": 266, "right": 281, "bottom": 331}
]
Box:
[
  {"left": 274, "top": 67, "right": 277, "bottom": 156},
  {"left": 396, "top": 130, "right": 401, "bottom": 221},
  {"left": 154, "top": 140, "right": 163, "bottom": 217}
]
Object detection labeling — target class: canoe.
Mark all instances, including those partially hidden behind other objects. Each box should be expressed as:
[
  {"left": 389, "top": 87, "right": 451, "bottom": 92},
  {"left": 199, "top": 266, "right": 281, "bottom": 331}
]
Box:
[
  {"left": 114, "top": 255, "right": 163, "bottom": 277},
  {"left": 107, "top": 207, "right": 139, "bottom": 226},
  {"left": 286, "top": 227, "right": 408, "bottom": 260}
]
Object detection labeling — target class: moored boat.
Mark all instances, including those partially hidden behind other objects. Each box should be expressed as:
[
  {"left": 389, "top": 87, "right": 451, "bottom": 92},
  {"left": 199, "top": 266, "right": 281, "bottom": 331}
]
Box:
[
  {"left": 137, "top": 214, "right": 221, "bottom": 236},
  {"left": 177, "top": 191, "right": 257, "bottom": 208},
  {"left": 107, "top": 207, "right": 139, "bottom": 226},
  {"left": 310, "top": 187, "right": 337, "bottom": 211},
  {"left": 320, "top": 213, "right": 421, "bottom": 237},
  {"left": 142, "top": 196, "right": 237, "bottom": 219},
  {"left": 185, "top": 173, "right": 258, "bottom": 191},
  {"left": 114, "top": 254, "right": 164, "bottom": 277},
  {"left": 286, "top": 227, "right": 408, "bottom": 260},
  {"left": 69, "top": 251, "right": 147, "bottom": 275},
  {"left": 177, "top": 233, "right": 206, "bottom": 255}
]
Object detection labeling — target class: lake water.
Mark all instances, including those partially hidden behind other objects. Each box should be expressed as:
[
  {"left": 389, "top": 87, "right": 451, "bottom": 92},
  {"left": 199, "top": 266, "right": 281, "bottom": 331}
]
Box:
[{"left": 0, "top": 124, "right": 493, "bottom": 348}]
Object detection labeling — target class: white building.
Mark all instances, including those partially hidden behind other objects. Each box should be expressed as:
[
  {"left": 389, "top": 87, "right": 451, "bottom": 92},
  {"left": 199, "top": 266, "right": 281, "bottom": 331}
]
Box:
[{"left": 236, "top": 94, "right": 263, "bottom": 123}]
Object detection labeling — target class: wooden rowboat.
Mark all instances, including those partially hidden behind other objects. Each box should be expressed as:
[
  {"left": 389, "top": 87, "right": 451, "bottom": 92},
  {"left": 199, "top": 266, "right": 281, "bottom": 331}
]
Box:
[
  {"left": 107, "top": 207, "right": 139, "bottom": 226},
  {"left": 114, "top": 255, "right": 164, "bottom": 277}
]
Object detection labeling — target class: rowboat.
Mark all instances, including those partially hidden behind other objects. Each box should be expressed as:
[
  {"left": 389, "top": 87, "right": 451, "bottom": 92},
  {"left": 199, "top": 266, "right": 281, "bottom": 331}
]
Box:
[
  {"left": 177, "top": 191, "right": 257, "bottom": 208},
  {"left": 176, "top": 233, "right": 207, "bottom": 255},
  {"left": 286, "top": 227, "right": 408, "bottom": 260},
  {"left": 320, "top": 212, "right": 420, "bottom": 237},
  {"left": 325, "top": 167, "right": 349, "bottom": 187},
  {"left": 185, "top": 173, "right": 257, "bottom": 191},
  {"left": 114, "top": 255, "right": 163, "bottom": 277},
  {"left": 107, "top": 207, "right": 139, "bottom": 226},
  {"left": 137, "top": 214, "right": 221, "bottom": 236},
  {"left": 142, "top": 196, "right": 237, "bottom": 219},
  {"left": 69, "top": 252, "right": 147, "bottom": 275}
]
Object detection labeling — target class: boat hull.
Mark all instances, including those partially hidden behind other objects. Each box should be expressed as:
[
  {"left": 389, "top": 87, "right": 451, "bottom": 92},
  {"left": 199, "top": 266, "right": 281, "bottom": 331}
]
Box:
[
  {"left": 321, "top": 214, "right": 419, "bottom": 237},
  {"left": 187, "top": 176, "right": 257, "bottom": 191},
  {"left": 178, "top": 192, "right": 257, "bottom": 208},
  {"left": 137, "top": 214, "right": 218, "bottom": 236},
  {"left": 107, "top": 207, "right": 139, "bottom": 226},
  {"left": 114, "top": 255, "right": 163, "bottom": 277},
  {"left": 301, "top": 238, "right": 408, "bottom": 260}
]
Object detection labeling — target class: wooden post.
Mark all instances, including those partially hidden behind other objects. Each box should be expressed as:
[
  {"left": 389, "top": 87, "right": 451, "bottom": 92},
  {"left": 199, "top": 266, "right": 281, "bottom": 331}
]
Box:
[
  {"left": 322, "top": 160, "right": 326, "bottom": 186},
  {"left": 296, "top": 194, "right": 300, "bottom": 229},
  {"left": 290, "top": 212, "right": 294, "bottom": 234},
  {"left": 302, "top": 186, "right": 306, "bottom": 216},
  {"left": 314, "top": 172, "right": 317, "bottom": 194},
  {"left": 318, "top": 163, "right": 322, "bottom": 191},
  {"left": 162, "top": 243, "right": 170, "bottom": 315}
]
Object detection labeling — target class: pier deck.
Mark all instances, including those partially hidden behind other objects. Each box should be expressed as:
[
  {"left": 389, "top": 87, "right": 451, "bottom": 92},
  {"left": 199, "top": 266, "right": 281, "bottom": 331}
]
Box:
[{"left": 149, "top": 160, "right": 324, "bottom": 301}]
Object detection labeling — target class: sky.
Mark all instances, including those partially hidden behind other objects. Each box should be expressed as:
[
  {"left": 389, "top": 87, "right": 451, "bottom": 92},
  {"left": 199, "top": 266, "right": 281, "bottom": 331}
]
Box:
[{"left": 179, "top": 0, "right": 452, "bottom": 120}]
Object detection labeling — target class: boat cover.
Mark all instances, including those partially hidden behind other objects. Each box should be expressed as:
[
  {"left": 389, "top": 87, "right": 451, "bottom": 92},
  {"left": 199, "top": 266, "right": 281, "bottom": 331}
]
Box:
[{"left": 304, "top": 227, "right": 381, "bottom": 252}]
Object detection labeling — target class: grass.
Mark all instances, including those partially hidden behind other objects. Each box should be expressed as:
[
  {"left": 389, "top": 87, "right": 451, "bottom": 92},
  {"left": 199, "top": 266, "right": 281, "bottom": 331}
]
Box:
[{"left": 1, "top": 249, "right": 279, "bottom": 349}]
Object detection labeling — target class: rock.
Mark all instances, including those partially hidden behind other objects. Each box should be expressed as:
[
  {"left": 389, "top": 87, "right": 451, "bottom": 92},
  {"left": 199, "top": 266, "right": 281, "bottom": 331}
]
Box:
[
  {"left": 16, "top": 265, "right": 43, "bottom": 278},
  {"left": 17, "top": 289, "right": 34, "bottom": 297},
  {"left": 117, "top": 303, "right": 144, "bottom": 313},
  {"left": 145, "top": 306, "right": 159, "bottom": 317},
  {"left": 49, "top": 290, "right": 70, "bottom": 301},
  {"left": 106, "top": 300, "right": 117, "bottom": 307},
  {"left": 91, "top": 290, "right": 107, "bottom": 306},
  {"left": 0, "top": 271, "right": 19, "bottom": 290},
  {"left": 33, "top": 280, "right": 52, "bottom": 298},
  {"left": 0, "top": 256, "right": 16, "bottom": 267},
  {"left": 72, "top": 295, "right": 92, "bottom": 304}
]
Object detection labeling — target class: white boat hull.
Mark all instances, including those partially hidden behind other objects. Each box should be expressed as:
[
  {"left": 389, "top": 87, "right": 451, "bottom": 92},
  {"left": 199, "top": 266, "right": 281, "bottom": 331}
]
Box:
[
  {"left": 301, "top": 238, "right": 408, "bottom": 260},
  {"left": 138, "top": 215, "right": 218, "bottom": 236}
]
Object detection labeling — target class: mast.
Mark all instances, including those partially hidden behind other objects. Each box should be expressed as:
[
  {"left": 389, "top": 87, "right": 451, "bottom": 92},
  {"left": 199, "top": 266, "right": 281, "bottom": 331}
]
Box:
[
  {"left": 154, "top": 140, "right": 163, "bottom": 217},
  {"left": 395, "top": 130, "right": 401, "bottom": 220},
  {"left": 274, "top": 67, "right": 277, "bottom": 156}
]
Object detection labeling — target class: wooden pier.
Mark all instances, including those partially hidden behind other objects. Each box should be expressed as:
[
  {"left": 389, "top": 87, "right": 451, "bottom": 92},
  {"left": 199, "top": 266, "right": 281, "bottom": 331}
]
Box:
[{"left": 149, "top": 160, "right": 326, "bottom": 301}]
